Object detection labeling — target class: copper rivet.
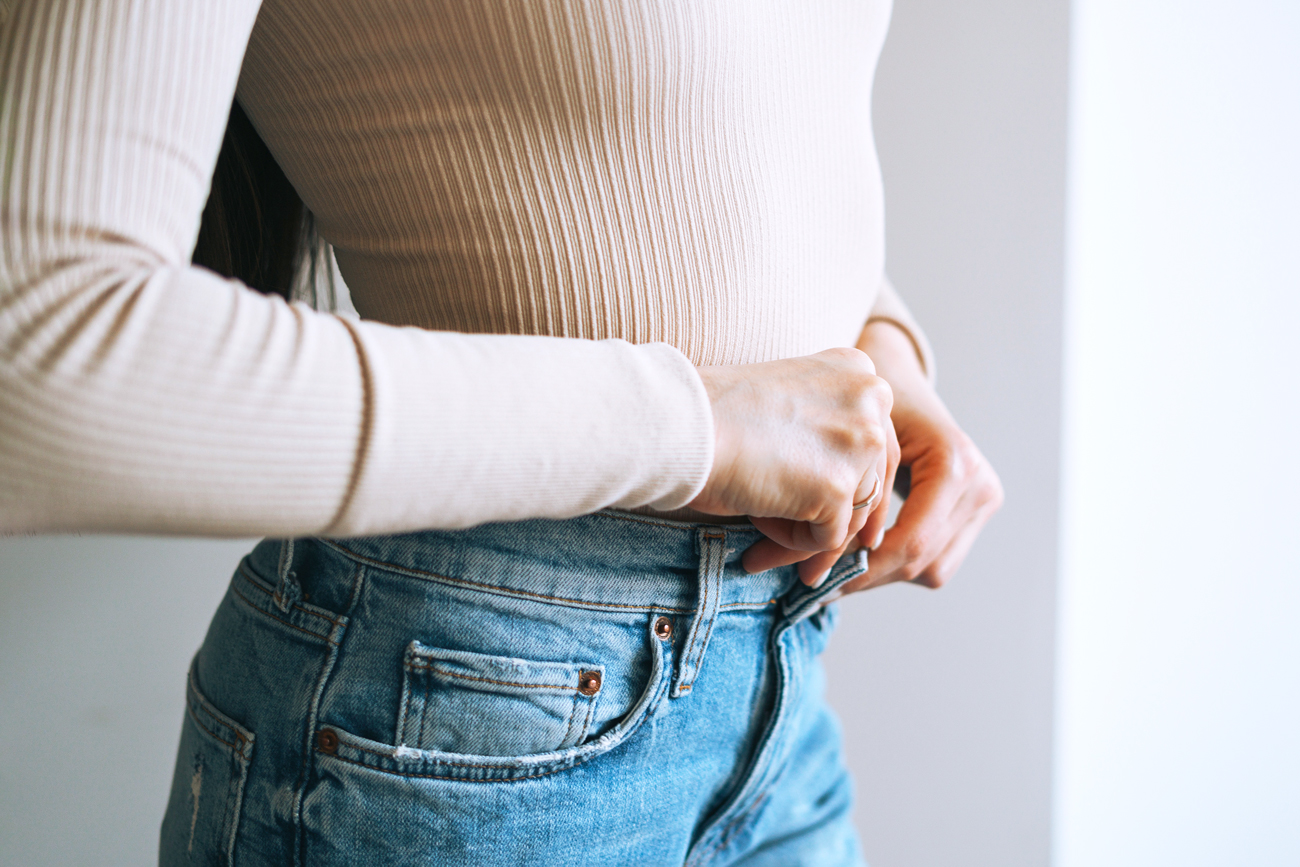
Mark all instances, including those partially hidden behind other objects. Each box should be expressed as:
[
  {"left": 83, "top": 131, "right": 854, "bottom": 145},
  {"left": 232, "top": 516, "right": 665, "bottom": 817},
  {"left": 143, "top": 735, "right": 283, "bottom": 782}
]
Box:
[
  {"left": 316, "top": 729, "right": 339, "bottom": 754},
  {"left": 578, "top": 670, "right": 602, "bottom": 695},
  {"left": 654, "top": 616, "right": 673, "bottom": 640}
]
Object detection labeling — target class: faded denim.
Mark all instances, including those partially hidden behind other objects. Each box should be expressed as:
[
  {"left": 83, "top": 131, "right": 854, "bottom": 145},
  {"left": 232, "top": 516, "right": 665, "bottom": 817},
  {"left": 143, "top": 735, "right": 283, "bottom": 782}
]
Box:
[{"left": 160, "top": 511, "right": 867, "bottom": 866}]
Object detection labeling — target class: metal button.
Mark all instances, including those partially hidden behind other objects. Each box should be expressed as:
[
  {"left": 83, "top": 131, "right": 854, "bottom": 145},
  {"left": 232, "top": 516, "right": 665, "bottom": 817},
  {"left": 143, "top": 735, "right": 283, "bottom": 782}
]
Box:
[
  {"left": 578, "top": 670, "right": 602, "bottom": 696},
  {"left": 316, "top": 729, "right": 339, "bottom": 754},
  {"left": 654, "top": 616, "right": 673, "bottom": 640}
]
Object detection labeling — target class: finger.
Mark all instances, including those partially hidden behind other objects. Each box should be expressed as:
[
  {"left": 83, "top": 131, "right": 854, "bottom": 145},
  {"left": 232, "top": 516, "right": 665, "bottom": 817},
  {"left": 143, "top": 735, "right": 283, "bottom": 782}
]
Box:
[
  {"left": 803, "top": 505, "right": 853, "bottom": 552},
  {"left": 860, "top": 423, "right": 900, "bottom": 550},
  {"left": 797, "top": 546, "right": 849, "bottom": 587},
  {"left": 742, "top": 534, "right": 818, "bottom": 573},
  {"left": 744, "top": 536, "right": 855, "bottom": 584},
  {"left": 842, "top": 470, "right": 873, "bottom": 538},
  {"left": 748, "top": 517, "right": 827, "bottom": 553},
  {"left": 848, "top": 461, "right": 966, "bottom": 589},
  {"left": 752, "top": 509, "right": 852, "bottom": 557},
  {"left": 851, "top": 469, "right": 882, "bottom": 512},
  {"left": 911, "top": 492, "right": 1000, "bottom": 588}
]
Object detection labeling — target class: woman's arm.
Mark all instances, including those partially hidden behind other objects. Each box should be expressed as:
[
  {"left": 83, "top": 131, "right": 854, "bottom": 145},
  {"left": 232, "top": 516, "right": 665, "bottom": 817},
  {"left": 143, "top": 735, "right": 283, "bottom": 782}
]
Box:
[
  {"left": 0, "top": 0, "right": 713, "bottom": 536},
  {"left": 1, "top": 0, "right": 892, "bottom": 557},
  {"left": 867, "top": 275, "right": 937, "bottom": 385}
]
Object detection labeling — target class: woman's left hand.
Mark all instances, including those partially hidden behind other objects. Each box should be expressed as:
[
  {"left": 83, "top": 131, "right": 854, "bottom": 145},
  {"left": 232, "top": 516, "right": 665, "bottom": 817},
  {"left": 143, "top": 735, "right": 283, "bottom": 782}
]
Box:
[
  {"left": 840, "top": 320, "right": 1003, "bottom": 592},
  {"left": 742, "top": 320, "right": 1003, "bottom": 590}
]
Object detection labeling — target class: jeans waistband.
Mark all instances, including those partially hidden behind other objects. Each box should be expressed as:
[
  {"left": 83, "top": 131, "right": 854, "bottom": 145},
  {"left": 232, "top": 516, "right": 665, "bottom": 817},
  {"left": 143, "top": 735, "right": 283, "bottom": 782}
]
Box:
[{"left": 246, "top": 509, "right": 864, "bottom": 625}]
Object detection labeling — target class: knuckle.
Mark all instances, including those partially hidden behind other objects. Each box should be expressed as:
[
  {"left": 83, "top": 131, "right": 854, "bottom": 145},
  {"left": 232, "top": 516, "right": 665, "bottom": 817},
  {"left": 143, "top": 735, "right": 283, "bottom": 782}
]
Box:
[
  {"left": 917, "top": 570, "right": 947, "bottom": 589},
  {"left": 870, "top": 377, "right": 894, "bottom": 411},
  {"left": 823, "top": 346, "right": 873, "bottom": 374},
  {"left": 854, "top": 425, "right": 886, "bottom": 456},
  {"left": 988, "top": 474, "right": 1006, "bottom": 508},
  {"left": 793, "top": 504, "right": 823, "bottom": 525},
  {"left": 851, "top": 375, "right": 891, "bottom": 411},
  {"left": 900, "top": 562, "right": 926, "bottom": 583},
  {"left": 950, "top": 444, "right": 975, "bottom": 480},
  {"left": 827, "top": 470, "right": 857, "bottom": 502},
  {"left": 901, "top": 532, "right": 931, "bottom": 567},
  {"left": 982, "top": 478, "right": 1003, "bottom": 512},
  {"left": 936, "top": 432, "right": 978, "bottom": 480},
  {"left": 929, "top": 441, "right": 961, "bottom": 479},
  {"left": 970, "top": 462, "right": 1004, "bottom": 510}
]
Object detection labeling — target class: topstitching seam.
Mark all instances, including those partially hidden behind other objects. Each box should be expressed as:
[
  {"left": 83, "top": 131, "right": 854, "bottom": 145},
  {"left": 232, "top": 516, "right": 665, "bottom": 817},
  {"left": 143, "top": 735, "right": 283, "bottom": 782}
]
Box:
[
  {"left": 230, "top": 584, "right": 339, "bottom": 646},
  {"left": 410, "top": 664, "right": 583, "bottom": 692},
  {"left": 236, "top": 565, "right": 343, "bottom": 626},
  {"left": 317, "top": 540, "right": 775, "bottom": 613}
]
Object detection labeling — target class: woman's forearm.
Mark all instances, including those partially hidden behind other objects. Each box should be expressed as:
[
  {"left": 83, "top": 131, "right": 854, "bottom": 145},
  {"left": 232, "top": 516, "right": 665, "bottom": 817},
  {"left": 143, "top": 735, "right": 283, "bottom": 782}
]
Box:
[{"left": 0, "top": 0, "right": 714, "bottom": 536}]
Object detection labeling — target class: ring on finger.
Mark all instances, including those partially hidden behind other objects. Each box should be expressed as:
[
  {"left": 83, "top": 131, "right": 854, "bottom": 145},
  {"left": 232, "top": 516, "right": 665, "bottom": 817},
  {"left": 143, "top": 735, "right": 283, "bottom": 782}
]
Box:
[{"left": 851, "top": 473, "right": 881, "bottom": 510}]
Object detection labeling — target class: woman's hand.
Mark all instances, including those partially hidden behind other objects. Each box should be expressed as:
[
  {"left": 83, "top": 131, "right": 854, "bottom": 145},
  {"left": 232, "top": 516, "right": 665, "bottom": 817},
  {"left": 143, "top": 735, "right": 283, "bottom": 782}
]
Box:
[
  {"left": 688, "top": 348, "right": 899, "bottom": 585},
  {"left": 839, "top": 321, "right": 1004, "bottom": 593}
]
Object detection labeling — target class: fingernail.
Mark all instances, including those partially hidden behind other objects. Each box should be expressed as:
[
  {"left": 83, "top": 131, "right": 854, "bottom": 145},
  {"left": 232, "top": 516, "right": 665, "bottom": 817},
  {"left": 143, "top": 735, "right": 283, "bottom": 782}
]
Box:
[
  {"left": 810, "top": 569, "right": 830, "bottom": 589},
  {"left": 871, "top": 528, "right": 885, "bottom": 550}
]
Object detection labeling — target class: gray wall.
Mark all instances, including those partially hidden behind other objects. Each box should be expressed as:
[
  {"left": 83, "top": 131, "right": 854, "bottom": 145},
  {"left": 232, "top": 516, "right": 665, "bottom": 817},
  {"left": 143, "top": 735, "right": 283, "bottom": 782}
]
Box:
[
  {"left": 822, "top": 1, "right": 1069, "bottom": 865},
  {"left": 0, "top": 537, "right": 250, "bottom": 866}
]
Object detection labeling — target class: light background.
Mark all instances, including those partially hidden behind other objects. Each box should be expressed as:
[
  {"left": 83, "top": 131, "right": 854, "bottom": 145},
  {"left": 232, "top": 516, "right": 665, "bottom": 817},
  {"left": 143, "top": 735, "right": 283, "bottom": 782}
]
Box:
[
  {"left": 824, "top": 0, "right": 1068, "bottom": 866},
  {"left": 2, "top": 2, "right": 1298, "bottom": 865},
  {"left": 1053, "top": 1, "right": 1300, "bottom": 865}
]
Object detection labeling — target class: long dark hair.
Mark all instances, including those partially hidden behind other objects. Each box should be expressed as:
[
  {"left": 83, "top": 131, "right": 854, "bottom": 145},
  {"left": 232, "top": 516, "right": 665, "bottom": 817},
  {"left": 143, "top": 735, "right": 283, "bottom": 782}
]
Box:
[{"left": 192, "top": 99, "right": 310, "bottom": 302}]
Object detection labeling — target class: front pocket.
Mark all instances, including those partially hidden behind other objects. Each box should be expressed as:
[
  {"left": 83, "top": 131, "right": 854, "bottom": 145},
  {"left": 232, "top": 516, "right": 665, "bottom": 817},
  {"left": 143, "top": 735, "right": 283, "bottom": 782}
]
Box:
[
  {"left": 396, "top": 642, "right": 603, "bottom": 757},
  {"left": 314, "top": 616, "right": 670, "bottom": 783},
  {"left": 160, "top": 668, "right": 255, "bottom": 867}
]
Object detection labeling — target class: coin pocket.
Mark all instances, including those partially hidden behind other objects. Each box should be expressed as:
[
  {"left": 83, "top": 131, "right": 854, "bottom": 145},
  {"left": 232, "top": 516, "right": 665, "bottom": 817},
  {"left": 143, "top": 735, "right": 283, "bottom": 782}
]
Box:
[{"left": 395, "top": 641, "right": 604, "bottom": 757}]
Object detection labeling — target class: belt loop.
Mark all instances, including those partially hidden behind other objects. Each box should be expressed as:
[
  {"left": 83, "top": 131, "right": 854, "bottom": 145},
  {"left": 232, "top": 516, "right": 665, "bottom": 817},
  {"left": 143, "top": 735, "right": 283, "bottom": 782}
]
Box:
[
  {"left": 673, "top": 529, "right": 727, "bottom": 698},
  {"left": 273, "top": 538, "right": 301, "bottom": 614}
]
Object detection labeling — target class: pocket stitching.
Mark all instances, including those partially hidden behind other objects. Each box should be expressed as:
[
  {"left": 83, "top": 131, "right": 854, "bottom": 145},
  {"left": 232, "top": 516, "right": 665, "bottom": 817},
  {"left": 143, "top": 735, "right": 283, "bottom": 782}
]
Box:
[
  {"left": 412, "top": 663, "right": 582, "bottom": 693},
  {"left": 185, "top": 704, "right": 246, "bottom": 755},
  {"left": 323, "top": 748, "right": 585, "bottom": 783},
  {"left": 322, "top": 620, "right": 669, "bottom": 782},
  {"left": 186, "top": 668, "right": 255, "bottom": 761},
  {"left": 229, "top": 567, "right": 343, "bottom": 647},
  {"left": 398, "top": 644, "right": 603, "bottom": 755},
  {"left": 322, "top": 670, "right": 668, "bottom": 783}
]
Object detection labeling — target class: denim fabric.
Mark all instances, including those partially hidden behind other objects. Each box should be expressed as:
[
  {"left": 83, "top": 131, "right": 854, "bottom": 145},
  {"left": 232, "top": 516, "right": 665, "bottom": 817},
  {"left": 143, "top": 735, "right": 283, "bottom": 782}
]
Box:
[{"left": 160, "top": 511, "right": 868, "bottom": 866}]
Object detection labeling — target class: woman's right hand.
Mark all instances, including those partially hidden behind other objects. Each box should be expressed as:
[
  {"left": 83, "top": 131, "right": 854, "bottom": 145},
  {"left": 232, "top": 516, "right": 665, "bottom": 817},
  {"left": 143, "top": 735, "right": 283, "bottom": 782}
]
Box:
[{"left": 689, "top": 348, "right": 899, "bottom": 585}]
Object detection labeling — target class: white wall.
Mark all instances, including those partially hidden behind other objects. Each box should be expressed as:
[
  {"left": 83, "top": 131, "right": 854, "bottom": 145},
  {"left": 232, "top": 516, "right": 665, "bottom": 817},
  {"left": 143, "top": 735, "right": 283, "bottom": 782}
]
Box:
[
  {"left": 823, "top": 1, "right": 1069, "bottom": 865},
  {"left": 1055, "top": 2, "right": 1300, "bottom": 865}
]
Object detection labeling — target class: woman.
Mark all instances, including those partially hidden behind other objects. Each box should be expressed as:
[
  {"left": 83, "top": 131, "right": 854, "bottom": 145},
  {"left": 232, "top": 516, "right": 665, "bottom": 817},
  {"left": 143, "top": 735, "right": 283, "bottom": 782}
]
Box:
[{"left": 0, "top": 0, "right": 1002, "bottom": 863}]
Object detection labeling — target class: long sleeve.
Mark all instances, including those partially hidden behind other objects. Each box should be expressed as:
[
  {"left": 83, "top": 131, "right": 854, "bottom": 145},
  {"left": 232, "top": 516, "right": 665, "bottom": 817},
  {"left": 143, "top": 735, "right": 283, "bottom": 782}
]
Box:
[
  {"left": 867, "top": 275, "right": 937, "bottom": 384},
  {"left": 0, "top": 0, "right": 713, "bottom": 536}
]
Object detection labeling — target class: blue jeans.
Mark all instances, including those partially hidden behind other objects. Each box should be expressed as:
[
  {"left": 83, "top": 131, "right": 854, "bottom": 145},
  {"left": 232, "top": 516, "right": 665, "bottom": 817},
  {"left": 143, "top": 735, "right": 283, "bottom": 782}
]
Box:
[{"left": 160, "top": 511, "right": 867, "bottom": 866}]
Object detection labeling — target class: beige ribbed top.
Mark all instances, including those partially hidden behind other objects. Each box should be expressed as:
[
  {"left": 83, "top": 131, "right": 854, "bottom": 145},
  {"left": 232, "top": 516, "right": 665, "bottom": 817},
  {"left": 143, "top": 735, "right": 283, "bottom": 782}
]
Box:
[{"left": 0, "top": 0, "right": 930, "bottom": 537}]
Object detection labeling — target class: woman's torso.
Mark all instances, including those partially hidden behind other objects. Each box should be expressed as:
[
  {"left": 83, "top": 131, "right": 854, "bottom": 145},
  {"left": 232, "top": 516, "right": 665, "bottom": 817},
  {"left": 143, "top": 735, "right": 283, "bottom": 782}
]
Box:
[{"left": 235, "top": 0, "right": 892, "bottom": 366}]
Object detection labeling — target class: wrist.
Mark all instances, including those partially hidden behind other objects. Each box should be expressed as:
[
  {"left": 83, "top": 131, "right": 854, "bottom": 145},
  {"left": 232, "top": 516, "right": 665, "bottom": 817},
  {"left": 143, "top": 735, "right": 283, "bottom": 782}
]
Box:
[
  {"left": 690, "top": 365, "right": 742, "bottom": 515},
  {"left": 858, "top": 320, "right": 928, "bottom": 390}
]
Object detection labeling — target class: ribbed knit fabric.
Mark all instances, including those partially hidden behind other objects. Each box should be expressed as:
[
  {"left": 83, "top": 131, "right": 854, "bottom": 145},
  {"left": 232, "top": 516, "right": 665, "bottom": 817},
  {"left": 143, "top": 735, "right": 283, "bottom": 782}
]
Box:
[{"left": 0, "top": 0, "right": 929, "bottom": 537}]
